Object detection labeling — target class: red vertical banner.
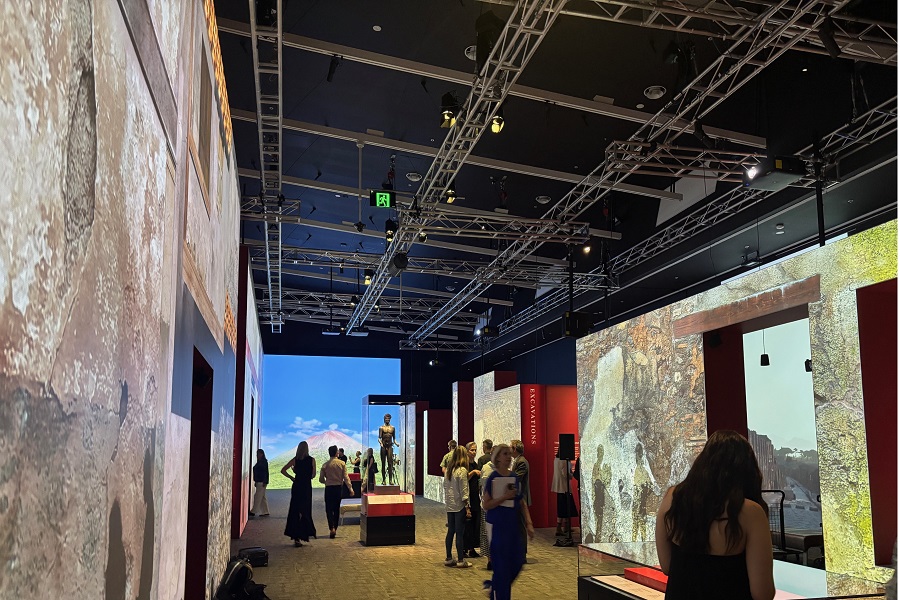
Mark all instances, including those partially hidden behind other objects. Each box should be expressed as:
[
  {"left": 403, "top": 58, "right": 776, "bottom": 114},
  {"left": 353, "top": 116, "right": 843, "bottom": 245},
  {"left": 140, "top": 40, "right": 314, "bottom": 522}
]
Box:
[{"left": 521, "top": 384, "right": 550, "bottom": 528}]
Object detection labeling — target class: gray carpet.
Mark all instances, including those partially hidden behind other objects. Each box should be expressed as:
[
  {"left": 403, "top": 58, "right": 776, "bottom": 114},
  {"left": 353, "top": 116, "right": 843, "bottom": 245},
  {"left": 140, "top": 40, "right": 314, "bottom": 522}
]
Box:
[{"left": 230, "top": 488, "right": 579, "bottom": 599}]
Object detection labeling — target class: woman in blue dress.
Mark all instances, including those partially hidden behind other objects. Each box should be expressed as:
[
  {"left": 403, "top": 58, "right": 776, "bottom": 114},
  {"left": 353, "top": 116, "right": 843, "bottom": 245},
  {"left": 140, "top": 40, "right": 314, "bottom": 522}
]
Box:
[{"left": 482, "top": 443, "right": 534, "bottom": 600}]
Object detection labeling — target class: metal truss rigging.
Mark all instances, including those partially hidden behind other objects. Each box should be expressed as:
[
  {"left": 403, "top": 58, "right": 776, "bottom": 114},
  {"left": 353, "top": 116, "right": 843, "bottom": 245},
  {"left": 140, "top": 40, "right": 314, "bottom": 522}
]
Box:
[
  {"left": 345, "top": 0, "right": 571, "bottom": 334},
  {"left": 606, "top": 143, "right": 765, "bottom": 183},
  {"left": 255, "top": 288, "right": 479, "bottom": 332},
  {"left": 246, "top": 244, "right": 617, "bottom": 291},
  {"left": 399, "top": 340, "right": 484, "bottom": 353},
  {"left": 480, "top": 0, "right": 897, "bottom": 65},
  {"left": 408, "top": 0, "right": 844, "bottom": 343},
  {"left": 247, "top": 0, "right": 285, "bottom": 332},
  {"left": 496, "top": 97, "right": 897, "bottom": 335}
]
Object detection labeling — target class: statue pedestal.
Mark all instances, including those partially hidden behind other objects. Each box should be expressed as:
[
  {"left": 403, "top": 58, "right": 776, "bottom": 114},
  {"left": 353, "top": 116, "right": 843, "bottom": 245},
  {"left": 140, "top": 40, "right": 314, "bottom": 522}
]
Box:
[{"left": 360, "top": 492, "right": 415, "bottom": 546}]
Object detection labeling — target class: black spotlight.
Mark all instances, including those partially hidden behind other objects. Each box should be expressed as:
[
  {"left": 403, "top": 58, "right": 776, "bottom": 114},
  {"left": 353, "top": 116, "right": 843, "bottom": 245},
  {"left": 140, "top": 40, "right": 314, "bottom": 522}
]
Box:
[
  {"left": 385, "top": 219, "right": 398, "bottom": 243},
  {"left": 388, "top": 252, "right": 409, "bottom": 277},
  {"left": 475, "top": 11, "right": 505, "bottom": 74},
  {"left": 804, "top": 358, "right": 813, "bottom": 372},
  {"left": 760, "top": 353, "right": 770, "bottom": 367},
  {"left": 418, "top": 231, "right": 427, "bottom": 243},
  {"left": 817, "top": 17, "right": 842, "bottom": 58},
  {"left": 440, "top": 92, "right": 460, "bottom": 128},
  {"left": 364, "top": 269, "right": 374, "bottom": 285},
  {"left": 350, "top": 295, "right": 359, "bottom": 306},
  {"left": 326, "top": 55, "right": 341, "bottom": 82}
]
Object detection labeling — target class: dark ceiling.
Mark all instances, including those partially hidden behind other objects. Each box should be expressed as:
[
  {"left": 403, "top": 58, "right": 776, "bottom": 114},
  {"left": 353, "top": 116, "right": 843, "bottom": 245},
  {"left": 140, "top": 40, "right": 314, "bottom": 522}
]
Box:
[{"left": 216, "top": 0, "right": 897, "bottom": 369}]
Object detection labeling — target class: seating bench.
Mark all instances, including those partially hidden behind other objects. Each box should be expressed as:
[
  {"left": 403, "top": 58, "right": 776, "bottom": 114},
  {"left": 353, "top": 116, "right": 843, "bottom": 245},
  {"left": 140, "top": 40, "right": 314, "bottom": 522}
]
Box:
[{"left": 339, "top": 499, "right": 362, "bottom": 525}]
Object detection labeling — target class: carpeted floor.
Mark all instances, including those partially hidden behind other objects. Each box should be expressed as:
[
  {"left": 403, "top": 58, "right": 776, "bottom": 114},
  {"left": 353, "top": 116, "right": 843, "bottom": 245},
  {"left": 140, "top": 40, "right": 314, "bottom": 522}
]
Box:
[{"left": 230, "top": 488, "right": 579, "bottom": 599}]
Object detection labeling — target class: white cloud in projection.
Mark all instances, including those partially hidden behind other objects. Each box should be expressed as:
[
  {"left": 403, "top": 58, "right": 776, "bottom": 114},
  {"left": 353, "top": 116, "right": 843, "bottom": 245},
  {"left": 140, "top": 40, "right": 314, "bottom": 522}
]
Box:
[
  {"left": 261, "top": 355, "right": 400, "bottom": 456},
  {"left": 743, "top": 319, "right": 817, "bottom": 451}
]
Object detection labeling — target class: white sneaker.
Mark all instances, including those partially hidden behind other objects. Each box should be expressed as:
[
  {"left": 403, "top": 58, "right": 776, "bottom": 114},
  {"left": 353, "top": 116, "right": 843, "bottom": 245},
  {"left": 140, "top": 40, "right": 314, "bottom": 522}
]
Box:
[
  {"left": 444, "top": 558, "right": 456, "bottom": 567},
  {"left": 457, "top": 560, "right": 473, "bottom": 568}
]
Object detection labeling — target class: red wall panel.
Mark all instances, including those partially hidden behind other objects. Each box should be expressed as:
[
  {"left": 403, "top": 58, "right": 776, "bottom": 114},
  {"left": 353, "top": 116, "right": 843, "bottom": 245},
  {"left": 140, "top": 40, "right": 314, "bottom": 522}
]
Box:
[
  {"left": 520, "top": 384, "right": 550, "bottom": 528},
  {"left": 857, "top": 278, "right": 897, "bottom": 566},
  {"left": 426, "top": 408, "right": 452, "bottom": 477},
  {"left": 455, "top": 380, "right": 475, "bottom": 446},
  {"left": 545, "top": 385, "right": 580, "bottom": 528}
]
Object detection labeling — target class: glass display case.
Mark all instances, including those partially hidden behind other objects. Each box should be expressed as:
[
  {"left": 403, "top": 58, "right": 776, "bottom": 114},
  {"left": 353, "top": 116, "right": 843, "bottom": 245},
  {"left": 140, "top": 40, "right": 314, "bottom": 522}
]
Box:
[
  {"left": 577, "top": 542, "right": 886, "bottom": 600},
  {"left": 362, "top": 396, "right": 414, "bottom": 493}
]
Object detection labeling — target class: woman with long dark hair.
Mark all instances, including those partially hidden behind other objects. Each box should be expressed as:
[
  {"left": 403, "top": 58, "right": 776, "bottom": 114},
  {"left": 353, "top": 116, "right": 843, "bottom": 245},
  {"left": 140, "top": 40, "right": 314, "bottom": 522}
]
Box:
[
  {"left": 655, "top": 430, "right": 775, "bottom": 600},
  {"left": 443, "top": 446, "right": 472, "bottom": 568},
  {"left": 281, "top": 441, "right": 317, "bottom": 547}
]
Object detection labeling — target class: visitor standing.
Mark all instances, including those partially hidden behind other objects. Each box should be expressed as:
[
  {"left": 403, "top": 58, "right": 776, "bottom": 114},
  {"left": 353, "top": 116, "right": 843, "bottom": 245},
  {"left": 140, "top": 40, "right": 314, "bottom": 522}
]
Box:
[
  {"left": 281, "top": 441, "right": 317, "bottom": 546},
  {"left": 443, "top": 446, "right": 472, "bottom": 568},
  {"left": 363, "top": 447, "right": 377, "bottom": 492},
  {"left": 320, "top": 444, "right": 354, "bottom": 538},
  {"left": 464, "top": 441, "right": 482, "bottom": 558},
  {"left": 655, "top": 430, "right": 775, "bottom": 600},
  {"left": 511, "top": 439, "right": 531, "bottom": 557},
  {"left": 483, "top": 443, "right": 534, "bottom": 600},
  {"left": 441, "top": 439, "right": 458, "bottom": 474},
  {"left": 351, "top": 450, "right": 362, "bottom": 474},
  {"left": 477, "top": 439, "right": 493, "bottom": 470},
  {"left": 250, "top": 448, "right": 270, "bottom": 517}
]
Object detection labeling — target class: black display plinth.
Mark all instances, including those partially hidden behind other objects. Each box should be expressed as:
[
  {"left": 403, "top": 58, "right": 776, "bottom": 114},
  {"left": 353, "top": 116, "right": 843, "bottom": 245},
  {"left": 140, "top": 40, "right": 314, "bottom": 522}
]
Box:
[
  {"left": 342, "top": 479, "right": 362, "bottom": 498},
  {"left": 360, "top": 514, "right": 415, "bottom": 546}
]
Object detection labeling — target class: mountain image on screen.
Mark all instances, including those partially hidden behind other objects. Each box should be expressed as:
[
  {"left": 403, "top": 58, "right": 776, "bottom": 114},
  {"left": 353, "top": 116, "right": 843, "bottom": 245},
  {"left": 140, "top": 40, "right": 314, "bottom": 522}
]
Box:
[{"left": 268, "top": 429, "right": 362, "bottom": 489}]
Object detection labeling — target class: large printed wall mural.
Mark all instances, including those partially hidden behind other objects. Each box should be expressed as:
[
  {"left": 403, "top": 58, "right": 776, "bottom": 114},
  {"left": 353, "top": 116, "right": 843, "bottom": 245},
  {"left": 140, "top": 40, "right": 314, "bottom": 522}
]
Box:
[
  {"left": 0, "top": 0, "right": 245, "bottom": 597},
  {"left": 577, "top": 220, "right": 897, "bottom": 582}
]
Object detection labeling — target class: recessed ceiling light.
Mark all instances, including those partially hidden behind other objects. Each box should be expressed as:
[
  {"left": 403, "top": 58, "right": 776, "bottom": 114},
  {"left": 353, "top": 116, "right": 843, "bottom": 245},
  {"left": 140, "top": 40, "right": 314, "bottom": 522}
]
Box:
[
  {"left": 373, "top": 25, "right": 382, "bottom": 32},
  {"left": 535, "top": 195, "right": 551, "bottom": 205},
  {"left": 644, "top": 85, "right": 666, "bottom": 100},
  {"left": 775, "top": 230, "right": 785, "bottom": 235},
  {"left": 464, "top": 45, "right": 477, "bottom": 61},
  {"left": 335, "top": 194, "right": 341, "bottom": 197},
  {"left": 802, "top": 67, "right": 808, "bottom": 72},
  {"left": 636, "top": 103, "right": 645, "bottom": 109},
  {"left": 445, "top": 285, "right": 456, "bottom": 292},
  {"left": 775, "top": 223, "right": 785, "bottom": 230},
  {"left": 406, "top": 171, "right": 423, "bottom": 182}
]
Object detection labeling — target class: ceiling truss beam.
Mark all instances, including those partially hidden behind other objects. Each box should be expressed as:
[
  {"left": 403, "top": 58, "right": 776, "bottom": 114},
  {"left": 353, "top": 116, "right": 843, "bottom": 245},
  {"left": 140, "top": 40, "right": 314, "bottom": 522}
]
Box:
[{"left": 217, "top": 19, "right": 765, "bottom": 148}]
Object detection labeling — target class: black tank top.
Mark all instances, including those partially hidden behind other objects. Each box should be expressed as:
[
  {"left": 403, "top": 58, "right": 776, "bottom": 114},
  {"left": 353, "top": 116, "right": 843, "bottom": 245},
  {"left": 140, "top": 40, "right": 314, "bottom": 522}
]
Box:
[
  {"left": 664, "top": 542, "right": 752, "bottom": 600},
  {"left": 294, "top": 455, "right": 313, "bottom": 480}
]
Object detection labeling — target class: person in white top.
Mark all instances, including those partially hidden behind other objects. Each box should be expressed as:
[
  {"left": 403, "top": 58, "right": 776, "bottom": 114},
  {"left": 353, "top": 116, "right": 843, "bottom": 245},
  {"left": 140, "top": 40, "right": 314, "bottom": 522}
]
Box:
[
  {"left": 442, "top": 446, "right": 472, "bottom": 568},
  {"left": 551, "top": 452, "right": 576, "bottom": 536}
]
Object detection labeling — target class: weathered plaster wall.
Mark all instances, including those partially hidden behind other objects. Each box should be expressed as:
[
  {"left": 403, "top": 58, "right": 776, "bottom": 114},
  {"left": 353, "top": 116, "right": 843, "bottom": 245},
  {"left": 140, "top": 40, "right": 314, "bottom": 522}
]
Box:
[
  {"left": 0, "top": 0, "right": 242, "bottom": 597},
  {"left": 577, "top": 220, "right": 896, "bottom": 582},
  {"left": 473, "top": 373, "right": 522, "bottom": 452}
]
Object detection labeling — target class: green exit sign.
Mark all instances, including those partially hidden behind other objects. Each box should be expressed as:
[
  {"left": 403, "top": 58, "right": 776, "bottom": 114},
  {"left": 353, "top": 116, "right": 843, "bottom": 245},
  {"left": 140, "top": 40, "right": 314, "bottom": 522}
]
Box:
[{"left": 369, "top": 190, "right": 396, "bottom": 208}]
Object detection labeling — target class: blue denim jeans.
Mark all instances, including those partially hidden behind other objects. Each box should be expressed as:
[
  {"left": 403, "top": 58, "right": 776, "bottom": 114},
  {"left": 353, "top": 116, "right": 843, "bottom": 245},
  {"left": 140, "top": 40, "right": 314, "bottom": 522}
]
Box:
[{"left": 445, "top": 508, "right": 466, "bottom": 561}]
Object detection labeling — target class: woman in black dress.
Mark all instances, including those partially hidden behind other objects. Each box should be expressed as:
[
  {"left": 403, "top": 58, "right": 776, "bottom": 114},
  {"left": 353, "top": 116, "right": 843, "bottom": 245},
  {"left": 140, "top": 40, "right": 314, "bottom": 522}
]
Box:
[{"left": 281, "top": 441, "right": 317, "bottom": 546}]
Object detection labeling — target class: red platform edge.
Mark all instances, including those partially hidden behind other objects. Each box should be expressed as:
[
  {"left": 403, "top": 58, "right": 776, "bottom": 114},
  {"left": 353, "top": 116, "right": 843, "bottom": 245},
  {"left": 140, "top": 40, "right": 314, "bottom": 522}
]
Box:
[{"left": 623, "top": 567, "right": 668, "bottom": 592}]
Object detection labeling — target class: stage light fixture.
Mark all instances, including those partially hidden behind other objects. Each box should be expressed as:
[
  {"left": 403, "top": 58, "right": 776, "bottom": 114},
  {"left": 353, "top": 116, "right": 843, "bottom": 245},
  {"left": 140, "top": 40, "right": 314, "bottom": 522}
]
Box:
[
  {"left": 322, "top": 325, "right": 342, "bottom": 336},
  {"left": 429, "top": 358, "right": 441, "bottom": 367},
  {"left": 742, "top": 156, "right": 805, "bottom": 191},
  {"left": 746, "top": 166, "right": 759, "bottom": 180},
  {"left": 475, "top": 11, "right": 505, "bottom": 74},
  {"left": 350, "top": 295, "right": 359, "bottom": 306},
  {"left": 476, "top": 325, "right": 498, "bottom": 338},
  {"left": 760, "top": 353, "right": 770, "bottom": 367},
  {"left": 387, "top": 252, "right": 409, "bottom": 277},
  {"left": 385, "top": 219, "right": 398, "bottom": 243},
  {"left": 440, "top": 92, "right": 460, "bottom": 128},
  {"left": 418, "top": 231, "right": 427, "bottom": 243},
  {"left": 446, "top": 180, "right": 457, "bottom": 204},
  {"left": 817, "top": 17, "right": 842, "bottom": 58},
  {"left": 582, "top": 244, "right": 591, "bottom": 255},
  {"left": 364, "top": 269, "right": 374, "bottom": 285},
  {"left": 347, "top": 327, "right": 369, "bottom": 337},
  {"left": 491, "top": 106, "right": 505, "bottom": 134}
]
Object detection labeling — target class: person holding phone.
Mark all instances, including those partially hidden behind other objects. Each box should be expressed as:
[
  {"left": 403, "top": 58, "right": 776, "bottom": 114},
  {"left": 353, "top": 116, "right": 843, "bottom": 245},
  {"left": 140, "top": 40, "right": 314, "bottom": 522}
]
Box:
[{"left": 482, "top": 443, "right": 534, "bottom": 600}]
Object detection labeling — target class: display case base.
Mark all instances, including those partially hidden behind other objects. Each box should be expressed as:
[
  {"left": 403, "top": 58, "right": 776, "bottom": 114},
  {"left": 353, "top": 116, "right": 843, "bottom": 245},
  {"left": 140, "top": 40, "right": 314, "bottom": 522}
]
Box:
[{"left": 360, "top": 514, "right": 415, "bottom": 546}]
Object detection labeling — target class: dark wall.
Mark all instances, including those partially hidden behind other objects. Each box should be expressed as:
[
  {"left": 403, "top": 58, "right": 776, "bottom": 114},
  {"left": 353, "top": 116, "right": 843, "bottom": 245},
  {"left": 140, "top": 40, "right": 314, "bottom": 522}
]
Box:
[{"left": 459, "top": 336, "right": 577, "bottom": 385}]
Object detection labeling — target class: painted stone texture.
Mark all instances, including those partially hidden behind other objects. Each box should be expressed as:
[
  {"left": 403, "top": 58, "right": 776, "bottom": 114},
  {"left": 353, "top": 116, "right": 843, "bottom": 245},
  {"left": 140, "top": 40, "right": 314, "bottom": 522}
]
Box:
[
  {"left": 473, "top": 373, "right": 522, "bottom": 454},
  {"left": 1, "top": 0, "right": 243, "bottom": 597},
  {"left": 577, "top": 220, "right": 896, "bottom": 582},
  {"left": 577, "top": 307, "right": 706, "bottom": 545},
  {"left": 404, "top": 403, "right": 417, "bottom": 495},
  {"left": 0, "top": 0, "right": 173, "bottom": 597}
]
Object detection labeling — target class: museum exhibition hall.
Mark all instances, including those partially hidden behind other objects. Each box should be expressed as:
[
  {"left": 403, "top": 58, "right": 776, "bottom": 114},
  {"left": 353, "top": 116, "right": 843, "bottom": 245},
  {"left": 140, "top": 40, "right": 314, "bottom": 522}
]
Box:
[{"left": 1, "top": 0, "right": 897, "bottom": 598}]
